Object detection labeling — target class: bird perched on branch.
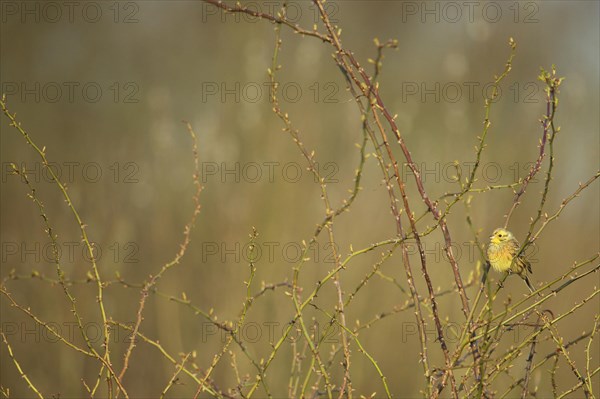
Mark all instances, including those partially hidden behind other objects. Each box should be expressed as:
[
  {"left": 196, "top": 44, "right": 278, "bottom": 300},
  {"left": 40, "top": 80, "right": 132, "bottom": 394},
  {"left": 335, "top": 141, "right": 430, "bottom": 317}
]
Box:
[{"left": 487, "top": 228, "right": 534, "bottom": 292}]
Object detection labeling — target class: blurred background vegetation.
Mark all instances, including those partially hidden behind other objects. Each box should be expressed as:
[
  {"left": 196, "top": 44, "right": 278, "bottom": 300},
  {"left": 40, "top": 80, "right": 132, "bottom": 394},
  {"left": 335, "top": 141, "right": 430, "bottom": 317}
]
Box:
[{"left": 1, "top": 1, "right": 598, "bottom": 397}]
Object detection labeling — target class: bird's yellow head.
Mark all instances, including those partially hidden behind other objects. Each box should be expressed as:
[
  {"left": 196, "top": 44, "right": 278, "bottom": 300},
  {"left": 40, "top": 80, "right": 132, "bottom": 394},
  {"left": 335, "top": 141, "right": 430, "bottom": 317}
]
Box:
[{"left": 489, "top": 228, "right": 514, "bottom": 244}]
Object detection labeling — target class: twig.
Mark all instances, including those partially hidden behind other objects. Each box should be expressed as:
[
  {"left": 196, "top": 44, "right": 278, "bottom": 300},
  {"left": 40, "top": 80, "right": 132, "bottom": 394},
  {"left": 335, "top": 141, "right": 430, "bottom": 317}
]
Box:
[{"left": 1, "top": 332, "right": 44, "bottom": 399}]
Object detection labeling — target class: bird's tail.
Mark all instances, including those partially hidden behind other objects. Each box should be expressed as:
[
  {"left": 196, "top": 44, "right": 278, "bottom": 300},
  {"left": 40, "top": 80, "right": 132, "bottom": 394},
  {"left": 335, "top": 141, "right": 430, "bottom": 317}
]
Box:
[
  {"left": 523, "top": 274, "right": 535, "bottom": 293},
  {"left": 524, "top": 259, "right": 533, "bottom": 274},
  {"left": 481, "top": 260, "right": 491, "bottom": 284}
]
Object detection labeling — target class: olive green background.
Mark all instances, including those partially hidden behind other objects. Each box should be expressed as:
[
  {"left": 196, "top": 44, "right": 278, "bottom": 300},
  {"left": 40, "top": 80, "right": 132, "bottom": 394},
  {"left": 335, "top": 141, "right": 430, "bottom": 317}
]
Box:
[{"left": 1, "top": 1, "right": 598, "bottom": 397}]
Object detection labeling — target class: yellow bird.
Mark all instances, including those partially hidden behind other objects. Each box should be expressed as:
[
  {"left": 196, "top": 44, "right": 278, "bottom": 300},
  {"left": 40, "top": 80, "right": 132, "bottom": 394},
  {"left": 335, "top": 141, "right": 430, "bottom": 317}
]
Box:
[{"left": 487, "top": 228, "right": 534, "bottom": 291}]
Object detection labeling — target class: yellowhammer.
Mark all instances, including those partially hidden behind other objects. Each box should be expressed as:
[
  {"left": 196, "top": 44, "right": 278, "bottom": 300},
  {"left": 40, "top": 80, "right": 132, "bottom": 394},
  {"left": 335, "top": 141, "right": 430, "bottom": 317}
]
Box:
[{"left": 487, "top": 228, "right": 534, "bottom": 291}]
